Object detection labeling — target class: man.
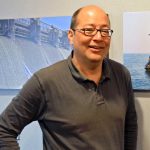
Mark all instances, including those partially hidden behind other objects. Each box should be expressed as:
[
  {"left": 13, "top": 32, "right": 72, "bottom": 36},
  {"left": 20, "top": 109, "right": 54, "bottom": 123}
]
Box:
[{"left": 0, "top": 5, "right": 137, "bottom": 150}]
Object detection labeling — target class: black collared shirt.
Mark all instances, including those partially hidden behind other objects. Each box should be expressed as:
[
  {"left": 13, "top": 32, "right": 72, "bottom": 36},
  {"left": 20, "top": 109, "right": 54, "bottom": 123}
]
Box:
[{"left": 0, "top": 55, "right": 137, "bottom": 150}]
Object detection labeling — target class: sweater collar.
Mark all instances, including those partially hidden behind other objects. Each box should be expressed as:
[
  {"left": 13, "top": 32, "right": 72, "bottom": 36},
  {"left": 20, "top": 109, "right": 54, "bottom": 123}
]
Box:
[{"left": 67, "top": 52, "right": 111, "bottom": 83}]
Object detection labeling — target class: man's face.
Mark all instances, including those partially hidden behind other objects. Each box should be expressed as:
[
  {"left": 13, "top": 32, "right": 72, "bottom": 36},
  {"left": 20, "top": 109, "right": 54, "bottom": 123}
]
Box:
[{"left": 68, "top": 6, "right": 112, "bottom": 64}]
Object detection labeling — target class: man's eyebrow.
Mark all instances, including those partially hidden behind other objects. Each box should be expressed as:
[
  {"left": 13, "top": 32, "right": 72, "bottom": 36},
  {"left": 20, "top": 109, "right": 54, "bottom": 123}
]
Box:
[
  {"left": 83, "top": 24, "right": 110, "bottom": 28},
  {"left": 83, "top": 24, "right": 95, "bottom": 27}
]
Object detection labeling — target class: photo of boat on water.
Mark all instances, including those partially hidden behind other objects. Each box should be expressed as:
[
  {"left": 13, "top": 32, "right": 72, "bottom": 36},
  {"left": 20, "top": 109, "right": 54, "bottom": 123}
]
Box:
[
  {"left": 123, "top": 12, "right": 150, "bottom": 91},
  {"left": 145, "top": 56, "right": 150, "bottom": 71}
]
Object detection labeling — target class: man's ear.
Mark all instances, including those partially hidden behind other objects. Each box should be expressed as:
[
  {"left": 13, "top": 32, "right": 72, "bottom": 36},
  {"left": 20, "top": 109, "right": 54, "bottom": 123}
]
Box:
[{"left": 68, "top": 29, "right": 74, "bottom": 45}]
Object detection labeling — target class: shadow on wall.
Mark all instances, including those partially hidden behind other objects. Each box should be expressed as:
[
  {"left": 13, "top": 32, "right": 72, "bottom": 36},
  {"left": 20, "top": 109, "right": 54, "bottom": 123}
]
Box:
[{"left": 135, "top": 98, "right": 143, "bottom": 150}]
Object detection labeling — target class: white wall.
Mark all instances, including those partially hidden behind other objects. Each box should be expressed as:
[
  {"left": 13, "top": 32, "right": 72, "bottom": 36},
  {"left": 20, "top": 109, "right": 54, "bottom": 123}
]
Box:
[
  {"left": 135, "top": 92, "right": 150, "bottom": 150},
  {"left": 0, "top": 0, "right": 150, "bottom": 149}
]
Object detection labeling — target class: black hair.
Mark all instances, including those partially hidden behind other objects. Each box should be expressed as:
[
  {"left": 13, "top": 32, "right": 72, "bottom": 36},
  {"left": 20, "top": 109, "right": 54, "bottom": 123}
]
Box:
[{"left": 70, "top": 7, "right": 83, "bottom": 29}]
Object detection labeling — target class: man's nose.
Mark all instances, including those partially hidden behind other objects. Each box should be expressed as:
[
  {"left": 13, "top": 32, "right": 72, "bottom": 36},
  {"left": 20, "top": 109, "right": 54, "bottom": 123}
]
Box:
[{"left": 93, "top": 30, "right": 103, "bottom": 40}]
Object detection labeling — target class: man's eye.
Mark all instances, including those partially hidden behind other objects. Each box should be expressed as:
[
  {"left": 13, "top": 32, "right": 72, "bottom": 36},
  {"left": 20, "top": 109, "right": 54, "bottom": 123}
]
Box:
[
  {"left": 103, "top": 29, "right": 111, "bottom": 33},
  {"left": 84, "top": 28, "right": 95, "bottom": 32},
  {"left": 101, "top": 30, "right": 109, "bottom": 34}
]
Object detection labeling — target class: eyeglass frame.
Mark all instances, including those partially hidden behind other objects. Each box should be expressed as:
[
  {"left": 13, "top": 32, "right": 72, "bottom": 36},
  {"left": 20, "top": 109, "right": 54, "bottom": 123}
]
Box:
[{"left": 72, "top": 28, "right": 113, "bottom": 37}]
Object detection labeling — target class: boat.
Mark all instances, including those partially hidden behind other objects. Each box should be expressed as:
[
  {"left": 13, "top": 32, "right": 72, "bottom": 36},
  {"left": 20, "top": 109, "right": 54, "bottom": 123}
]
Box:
[{"left": 145, "top": 56, "right": 150, "bottom": 71}]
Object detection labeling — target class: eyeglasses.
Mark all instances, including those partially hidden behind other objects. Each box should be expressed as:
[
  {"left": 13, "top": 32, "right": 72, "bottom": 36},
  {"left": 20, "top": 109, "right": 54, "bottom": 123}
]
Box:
[{"left": 72, "top": 28, "right": 113, "bottom": 37}]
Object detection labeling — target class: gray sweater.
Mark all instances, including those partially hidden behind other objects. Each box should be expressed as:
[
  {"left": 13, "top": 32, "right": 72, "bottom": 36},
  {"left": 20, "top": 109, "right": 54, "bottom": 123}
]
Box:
[{"left": 0, "top": 56, "right": 137, "bottom": 150}]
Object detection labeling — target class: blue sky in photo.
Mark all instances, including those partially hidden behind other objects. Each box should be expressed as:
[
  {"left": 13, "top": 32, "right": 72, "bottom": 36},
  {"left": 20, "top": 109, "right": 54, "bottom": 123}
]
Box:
[{"left": 40, "top": 16, "right": 71, "bottom": 30}]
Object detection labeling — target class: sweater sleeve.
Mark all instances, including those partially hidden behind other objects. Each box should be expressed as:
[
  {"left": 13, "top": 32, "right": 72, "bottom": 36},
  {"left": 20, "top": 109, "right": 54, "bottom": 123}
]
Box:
[
  {"left": 124, "top": 73, "right": 138, "bottom": 150},
  {"left": 0, "top": 74, "right": 46, "bottom": 150}
]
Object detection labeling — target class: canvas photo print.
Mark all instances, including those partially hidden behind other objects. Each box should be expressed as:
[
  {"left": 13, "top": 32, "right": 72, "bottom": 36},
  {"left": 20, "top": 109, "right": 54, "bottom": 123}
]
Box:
[
  {"left": 0, "top": 16, "right": 71, "bottom": 89},
  {"left": 123, "top": 11, "right": 150, "bottom": 91}
]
